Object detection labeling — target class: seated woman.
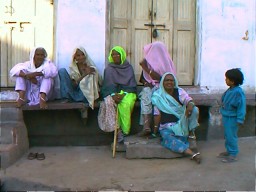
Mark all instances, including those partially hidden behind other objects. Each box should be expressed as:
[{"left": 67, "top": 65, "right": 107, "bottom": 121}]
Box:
[
  {"left": 58, "top": 46, "right": 101, "bottom": 119},
  {"left": 151, "top": 72, "right": 201, "bottom": 164},
  {"left": 98, "top": 46, "right": 137, "bottom": 143},
  {"left": 10, "top": 47, "right": 58, "bottom": 109},
  {"left": 138, "top": 41, "right": 176, "bottom": 137}
]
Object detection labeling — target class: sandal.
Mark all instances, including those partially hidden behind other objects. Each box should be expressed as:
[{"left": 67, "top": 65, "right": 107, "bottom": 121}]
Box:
[
  {"left": 217, "top": 151, "right": 229, "bottom": 158},
  {"left": 40, "top": 96, "right": 48, "bottom": 109},
  {"left": 36, "top": 153, "right": 45, "bottom": 160},
  {"left": 221, "top": 155, "right": 237, "bottom": 163},
  {"left": 188, "top": 131, "right": 196, "bottom": 140},
  {"left": 27, "top": 152, "right": 37, "bottom": 160},
  {"left": 16, "top": 97, "right": 26, "bottom": 108},
  {"left": 191, "top": 152, "right": 201, "bottom": 164},
  {"left": 137, "top": 128, "right": 151, "bottom": 137},
  {"left": 188, "top": 135, "right": 196, "bottom": 140}
]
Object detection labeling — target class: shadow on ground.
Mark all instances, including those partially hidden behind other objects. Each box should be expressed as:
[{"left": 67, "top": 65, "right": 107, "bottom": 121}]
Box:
[{"left": 1, "top": 177, "right": 70, "bottom": 191}]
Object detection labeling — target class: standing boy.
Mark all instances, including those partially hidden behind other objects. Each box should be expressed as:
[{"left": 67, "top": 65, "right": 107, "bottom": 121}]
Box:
[{"left": 218, "top": 68, "right": 246, "bottom": 163}]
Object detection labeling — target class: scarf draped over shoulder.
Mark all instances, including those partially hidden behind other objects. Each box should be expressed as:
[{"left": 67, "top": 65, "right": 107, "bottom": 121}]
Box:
[
  {"left": 69, "top": 46, "right": 101, "bottom": 109},
  {"left": 152, "top": 72, "right": 192, "bottom": 119}
]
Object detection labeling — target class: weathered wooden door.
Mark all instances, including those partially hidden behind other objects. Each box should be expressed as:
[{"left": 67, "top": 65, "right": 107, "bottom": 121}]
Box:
[
  {"left": 0, "top": 0, "right": 53, "bottom": 87},
  {"left": 109, "top": 0, "right": 195, "bottom": 85}
]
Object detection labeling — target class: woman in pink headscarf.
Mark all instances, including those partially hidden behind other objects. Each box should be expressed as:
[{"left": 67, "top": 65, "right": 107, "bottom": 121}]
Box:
[{"left": 138, "top": 41, "right": 176, "bottom": 137}]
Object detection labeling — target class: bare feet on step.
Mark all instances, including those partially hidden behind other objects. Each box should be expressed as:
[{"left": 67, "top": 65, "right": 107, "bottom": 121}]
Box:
[
  {"left": 16, "top": 97, "right": 26, "bottom": 108},
  {"left": 40, "top": 93, "right": 48, "bottom": 109}
]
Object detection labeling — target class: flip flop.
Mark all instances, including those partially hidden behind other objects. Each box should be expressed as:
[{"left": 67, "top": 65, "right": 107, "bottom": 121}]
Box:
[
  {"left": 40, "top": 96, "right": 48, "bottom": 109},
  {"left": 221, "top": 155, "right": 237, "bottom": 163},
  {"left": 36, "top": 153, "right": 45, "bottom": 160},
  {"left": 27, "top": 152, "right": 37, "bottom": 160},
  {"left": 191, "top": 152, "right": 201, "bottom": 164},
  {"left": 217, "top": 151, "right": 229, "bottom": 158},
  {"left": 137, "top": 129, "right": 151, "bottom": 137},
  {"left": 16, "top": 97, "right": 26, "bottom": 108}
]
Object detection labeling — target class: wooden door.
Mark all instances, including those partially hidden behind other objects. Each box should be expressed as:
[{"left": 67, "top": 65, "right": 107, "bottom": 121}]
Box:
[
  {"left": 173, "top": 0, "right": 196, "bottom": 85},
  {"left": 0, "top": 0, "right": 53, "bottom": 87},
  {"left": 109, "top": 0, "right": 196, "bottom": 85}
]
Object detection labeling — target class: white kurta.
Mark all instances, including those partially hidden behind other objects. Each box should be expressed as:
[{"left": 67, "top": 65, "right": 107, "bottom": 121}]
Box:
[{"left": 10, "top": 47, "right": 58, "bottom": 105}]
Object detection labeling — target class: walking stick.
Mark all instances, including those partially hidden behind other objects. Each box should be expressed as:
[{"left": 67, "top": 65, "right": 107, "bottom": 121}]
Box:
[{"left": 112, "top": 107, "right": 119, "bottom": 158}]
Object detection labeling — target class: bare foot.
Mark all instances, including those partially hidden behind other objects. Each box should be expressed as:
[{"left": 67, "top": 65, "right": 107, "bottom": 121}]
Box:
[
  {"left": 16, "top": 97, "right": 26, "bottom": 108},
  {"left": 40, "top": 96, "right": 48, "bottom": 109}
]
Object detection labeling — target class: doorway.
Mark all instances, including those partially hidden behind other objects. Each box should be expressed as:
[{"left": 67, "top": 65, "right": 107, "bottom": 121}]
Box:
[
  {"left": 0, "top": 0, "right": 54, "bottom": 87},
  {"left": 109, "top": 0, "right": 196, "bottom": 85}
]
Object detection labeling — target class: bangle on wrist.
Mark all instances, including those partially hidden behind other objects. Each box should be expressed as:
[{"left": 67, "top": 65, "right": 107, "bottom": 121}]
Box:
[
  {"left": 149, "top": 70, "right": 152, "bottom": 75},
  {"left": 154, "top": 125, "right": 158, "bottom": 128}
]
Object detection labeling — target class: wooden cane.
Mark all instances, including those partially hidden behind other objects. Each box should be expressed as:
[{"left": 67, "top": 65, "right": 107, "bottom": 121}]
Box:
[{"left": 112, "top": 107, "right": 119, "bottom": 158}]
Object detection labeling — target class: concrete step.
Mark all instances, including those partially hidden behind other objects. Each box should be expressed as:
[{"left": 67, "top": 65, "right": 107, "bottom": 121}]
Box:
[
  {"left": 0, "top": 122, "right": 23, "bottom": 144},
  {"left": 0, "top": 106, "right": 23, "bottom": 122},
  {"left": 115, "top": 135, "right": 198, "bottom": 159},
  {"left": 0, "top": 144, "right": 20, "bottom": 169},
  {"left": 0, "top": 102, "right": 29, "bottom": 169}
]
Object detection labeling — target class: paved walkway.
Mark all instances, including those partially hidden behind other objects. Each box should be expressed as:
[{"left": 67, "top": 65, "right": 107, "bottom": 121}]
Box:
[{"left": 1, "top": 137, "right": 255, "bottom": 191}]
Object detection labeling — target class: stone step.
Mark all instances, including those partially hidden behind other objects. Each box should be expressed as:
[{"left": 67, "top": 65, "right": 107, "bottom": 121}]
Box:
[
  {"left": 113, "top": 135, "right": 198, "bottom": 159},
  {"left": 1, "top": 122, "right": 22, "bottom": 144},
  {"left": 0, "top": 102, "right": 29, "bottom": 169},
  {"left": 0, "top": 144, "right": 19, "bottom": 169},
  {"left": 0, "top": 105, "right": 23, "bottom": 122}
]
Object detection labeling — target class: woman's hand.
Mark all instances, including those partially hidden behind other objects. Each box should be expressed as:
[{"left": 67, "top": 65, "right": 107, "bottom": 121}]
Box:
[
  {"left": 112, "top": 93, "right": 125, "bottom": 104},
  {"left": 143, "top": 81, "right": 153, "bottom": 88},
  {"left": 72, "top": 79, "right": 78, "bottom": 87},
  {"left": 89, "top": 67, "right": 96, "bottom": 74},
  {"left": 30, "top": 77, "right": 38, "bottom": 84},
  {"left": 82, "top": 66, "right": 96, "bottom": 77},
  {"left": 186, "top": 108, "right": 192, "bottom": 117},
  {"left": 24, "top": 73, "right": 38, "bottom": 84},
  {"left": 186, "top": 101, "right": 194, "bottom": 117},
  {"left": 139, "top": 59, "right": 148, "bottom": 69}
]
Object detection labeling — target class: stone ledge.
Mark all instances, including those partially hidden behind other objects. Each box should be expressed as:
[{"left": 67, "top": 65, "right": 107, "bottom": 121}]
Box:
[
  {"left": 189, "top": 93, "right": 255, "bottom": 106},
  {"left": 22, "top": 101, "right": 87, "bottom": 111},
  {"left": 0, "top": 100, "right": 88, "bottom": 110},
  {"left": 1, "top": 93, "right": 254, "bottom": 110}
]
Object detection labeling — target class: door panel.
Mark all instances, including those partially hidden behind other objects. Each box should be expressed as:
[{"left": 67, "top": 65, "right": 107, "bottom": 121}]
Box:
[
  {"left": 132, "top": 0, "right": 152, "bottom": 81},
  {"left": 153, "top": 0, "right": 174, "bottom": 59},
  {"left": 110, "top": 0, "right": 131, "bottom": 62},
  {"left": 0, "top": 0, "right": 53, "bottom": 87},
  {"left": 133, "top": 30, "right": 151, "bottom": 80},
  {"left": 173, "top": 0, "right": 195, "bottom": 85}
]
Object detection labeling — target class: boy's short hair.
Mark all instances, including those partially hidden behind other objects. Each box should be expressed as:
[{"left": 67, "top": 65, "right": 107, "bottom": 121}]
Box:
[{"left": 225, "top": 68, "right": 244, "bottom": 86}]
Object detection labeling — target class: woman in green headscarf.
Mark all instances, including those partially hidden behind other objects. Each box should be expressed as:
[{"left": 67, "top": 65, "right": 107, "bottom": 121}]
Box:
[{"left": 98, "top": 46, "right": 137, "bottom": 143}]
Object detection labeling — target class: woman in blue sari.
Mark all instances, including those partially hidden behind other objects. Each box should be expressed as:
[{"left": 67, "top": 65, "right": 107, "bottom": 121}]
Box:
[{"left": 151, "top": 72, "right": 201, "bottom": 164}]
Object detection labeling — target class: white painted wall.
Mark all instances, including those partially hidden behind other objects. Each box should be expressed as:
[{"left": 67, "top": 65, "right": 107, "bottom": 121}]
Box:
[
  {"left": 198, "top": 0, "right": 255, "bottom": 93},
  {"left": 55, "top": 0, "right": 106, "bottom": 77},
  {"left": 55, "top": 0, "right": 255, "bottom": 93}
]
